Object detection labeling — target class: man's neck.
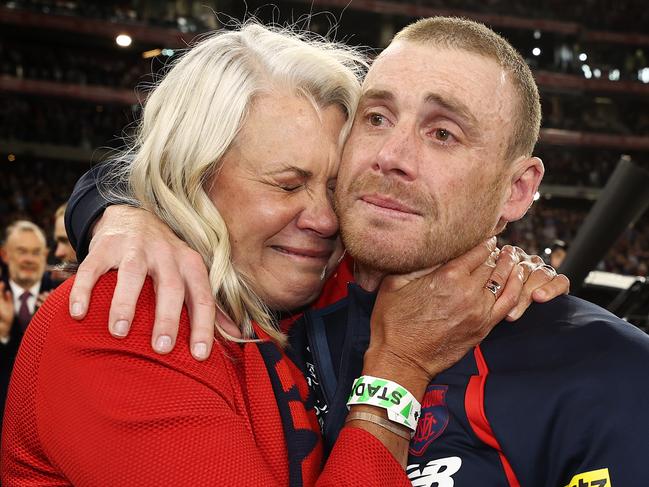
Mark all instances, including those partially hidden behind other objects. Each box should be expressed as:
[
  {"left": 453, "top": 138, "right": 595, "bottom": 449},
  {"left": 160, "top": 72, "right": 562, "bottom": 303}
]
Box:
[{"left": 354, "top": 264, "right": 385, "bottom": 292}]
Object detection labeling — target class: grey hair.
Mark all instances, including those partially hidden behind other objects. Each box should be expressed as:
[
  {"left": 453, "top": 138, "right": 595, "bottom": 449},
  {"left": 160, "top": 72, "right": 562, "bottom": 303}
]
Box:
[{"left": 4, "top": 220, "right": 47, "bottom": 247}]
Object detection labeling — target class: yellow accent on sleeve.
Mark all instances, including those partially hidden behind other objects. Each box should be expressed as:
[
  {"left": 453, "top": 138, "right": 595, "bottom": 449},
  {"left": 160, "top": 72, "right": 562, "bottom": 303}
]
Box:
[{"left": 564, "top": 468, "right": 611, "bottom": 487}]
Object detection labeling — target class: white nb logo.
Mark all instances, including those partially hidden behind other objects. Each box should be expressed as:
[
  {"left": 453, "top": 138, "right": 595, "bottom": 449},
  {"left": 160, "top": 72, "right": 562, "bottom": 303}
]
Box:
[{"left": 407, "top": 456, "right": 462, "bottom": 487}]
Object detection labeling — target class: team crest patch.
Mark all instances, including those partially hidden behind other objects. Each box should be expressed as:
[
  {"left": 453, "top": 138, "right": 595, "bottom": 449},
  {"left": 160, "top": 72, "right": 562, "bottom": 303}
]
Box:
[{"left": 409, "top": 384, "right": 449, "bottom": 456}]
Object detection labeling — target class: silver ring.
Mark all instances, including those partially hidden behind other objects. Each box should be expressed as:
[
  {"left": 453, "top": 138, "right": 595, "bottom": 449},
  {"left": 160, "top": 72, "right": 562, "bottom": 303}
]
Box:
[
  {"left": 484, "top": 279, "right": 502, "bottom": 297},
  {"left": 541, "top": 264, "right": 557, "bottom": 276}
]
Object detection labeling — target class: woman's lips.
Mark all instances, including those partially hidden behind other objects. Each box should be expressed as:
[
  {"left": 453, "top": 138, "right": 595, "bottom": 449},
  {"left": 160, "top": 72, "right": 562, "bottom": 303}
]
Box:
[
  {"left": 360, "top": 194, "right": 421, "bottom": 216},
  {"left": 271, "top": 246, "right": 332, "bottom": 260}
]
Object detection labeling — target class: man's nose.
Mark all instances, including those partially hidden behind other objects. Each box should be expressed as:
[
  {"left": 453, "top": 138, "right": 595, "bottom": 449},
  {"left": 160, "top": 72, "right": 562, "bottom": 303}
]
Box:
[{"left": 373, "top": 125, "right": 419, "bottom": 180}]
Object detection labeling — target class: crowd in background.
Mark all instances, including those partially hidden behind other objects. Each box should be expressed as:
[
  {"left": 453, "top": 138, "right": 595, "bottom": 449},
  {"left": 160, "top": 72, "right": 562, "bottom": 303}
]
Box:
[
  {"left": 0, "top": 40, "right": 148, "bottom": 89},
  {"left": 1, "top": 96, "right": 138, "bottom": 148},
  {"left": 541, "top": 93, "right": 649, "bottom": 136},
  {"left": 2, "top": 0, "right": 215, "bottom": 31},
  {"left": 500, "top": 201, "right": 649, "bottom": 276},
  {"left": 0, "top": 159, "right": 84, "bottom": 255}
]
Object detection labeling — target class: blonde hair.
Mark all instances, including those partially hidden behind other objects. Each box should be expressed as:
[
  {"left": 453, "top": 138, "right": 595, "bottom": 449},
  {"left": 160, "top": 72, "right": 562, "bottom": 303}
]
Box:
[
  {"left": 394, "top": 17, "right": 541, "bottom": 162},
  {"left": 104, "top": 22, "right": 367, "bottom": 345}
]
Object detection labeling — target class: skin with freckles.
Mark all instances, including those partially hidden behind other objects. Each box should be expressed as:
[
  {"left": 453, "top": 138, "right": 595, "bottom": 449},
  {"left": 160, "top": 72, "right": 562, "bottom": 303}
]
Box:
[
  {"left": 335, "top": 42, "right": 544, "bottom": 282},
  {"left": 209, "top": 93, "right": 346, "bottom": 312}
]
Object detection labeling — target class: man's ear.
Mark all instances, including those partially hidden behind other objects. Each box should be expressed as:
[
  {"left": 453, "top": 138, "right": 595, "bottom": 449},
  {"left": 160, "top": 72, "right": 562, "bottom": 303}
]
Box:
[{"left": 499, "top": 156, "right": 544, "bottom": 224}]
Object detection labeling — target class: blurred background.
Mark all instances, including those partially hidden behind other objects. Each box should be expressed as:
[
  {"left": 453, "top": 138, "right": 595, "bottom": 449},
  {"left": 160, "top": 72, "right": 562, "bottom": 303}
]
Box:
[{"left": 1, "top": 0, "right": 648, "bottom": 325}]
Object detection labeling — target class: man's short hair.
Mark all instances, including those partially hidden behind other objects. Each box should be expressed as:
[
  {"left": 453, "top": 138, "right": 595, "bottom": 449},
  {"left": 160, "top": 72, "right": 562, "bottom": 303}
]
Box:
[
  {"left": 55, "top": 203, "right": 67, "bottom": 220},
  {"left": 4, "top": 220, "right": 47, "bottom": 247},
  {"left": 393, "top": 17, "right": 541, "bottom": 162}
]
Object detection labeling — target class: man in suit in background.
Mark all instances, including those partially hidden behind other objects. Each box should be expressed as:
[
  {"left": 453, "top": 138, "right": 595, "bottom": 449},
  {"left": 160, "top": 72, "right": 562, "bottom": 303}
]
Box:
[{"left": 0, "top": 220, "right": 53, "bottom": 436}]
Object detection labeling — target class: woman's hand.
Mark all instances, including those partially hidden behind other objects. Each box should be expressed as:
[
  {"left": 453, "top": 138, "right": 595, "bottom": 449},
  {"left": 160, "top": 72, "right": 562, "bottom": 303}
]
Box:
[
  {"left": 68, "top": 205, "right": 241, "bottom": 360},
  {"left": 501, "top": 245, "right": 569, "bottom": 321},
  {"left": 362, "top": 239, "right": 569, "bottom": 398},
  {"left": 363, "top": 237, "right": 518, "bottom": 397}
]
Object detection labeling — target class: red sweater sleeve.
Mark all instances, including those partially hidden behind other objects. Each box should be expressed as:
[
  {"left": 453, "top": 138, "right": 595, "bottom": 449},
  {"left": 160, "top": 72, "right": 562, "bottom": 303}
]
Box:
[{"left": 2, "top": 273, "right": 409, "bottom": 486}]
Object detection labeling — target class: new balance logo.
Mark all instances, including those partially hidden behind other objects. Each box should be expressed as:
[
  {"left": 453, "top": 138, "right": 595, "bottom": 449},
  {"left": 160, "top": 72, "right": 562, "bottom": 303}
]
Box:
[{"left": 407, "top": 456, "right": 462, "bottom": 487}]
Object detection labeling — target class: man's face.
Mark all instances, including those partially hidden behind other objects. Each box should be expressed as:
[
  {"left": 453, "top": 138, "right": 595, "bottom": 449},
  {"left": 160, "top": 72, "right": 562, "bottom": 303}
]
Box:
[
  {"left": 2, "top": 230, "right": 47, "bottom": 289},
  {"left": 336, "top": 41, "right": 518, "bottom": 273},
  {"left": 54, "top": 215, "right": 77, "bottom": 264}
]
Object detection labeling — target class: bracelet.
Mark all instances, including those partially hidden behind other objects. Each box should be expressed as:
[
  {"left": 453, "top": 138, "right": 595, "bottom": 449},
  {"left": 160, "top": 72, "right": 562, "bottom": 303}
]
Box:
[
  {"left": 345, "top": 410, "right": 411, "bottom": 440},
  {"left": 346, "top": 375, "right": 421, "bottom": 432}
]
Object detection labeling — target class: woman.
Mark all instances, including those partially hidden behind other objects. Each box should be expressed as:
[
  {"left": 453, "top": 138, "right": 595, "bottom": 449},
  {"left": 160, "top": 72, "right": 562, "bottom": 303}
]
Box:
[{"left": 1, "top": 23, "right": 565, "bottom": 485}]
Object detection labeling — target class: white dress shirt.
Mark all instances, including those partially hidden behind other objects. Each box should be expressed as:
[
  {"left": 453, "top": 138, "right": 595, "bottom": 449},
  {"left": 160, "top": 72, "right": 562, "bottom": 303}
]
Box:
[{"left": 0, "top": 280, "right": 41, "bottom": 345}]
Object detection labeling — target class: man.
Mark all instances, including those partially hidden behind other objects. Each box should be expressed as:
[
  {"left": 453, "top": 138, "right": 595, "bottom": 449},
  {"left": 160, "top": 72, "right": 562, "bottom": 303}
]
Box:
[
  {"left": 0, "top": 220, "right": 54, "bottom": 436},
  {"left": 63, "top": 18, "right": 646, "bottom": 485},
  {"left": 53, "top": 203, "right": 77, "bottom": 265}
]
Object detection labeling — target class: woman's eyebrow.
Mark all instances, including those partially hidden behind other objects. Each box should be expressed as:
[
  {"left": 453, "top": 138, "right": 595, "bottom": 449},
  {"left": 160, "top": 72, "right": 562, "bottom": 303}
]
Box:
[{"left": 264, "top": 165, "right": 313, "bottom": 178}]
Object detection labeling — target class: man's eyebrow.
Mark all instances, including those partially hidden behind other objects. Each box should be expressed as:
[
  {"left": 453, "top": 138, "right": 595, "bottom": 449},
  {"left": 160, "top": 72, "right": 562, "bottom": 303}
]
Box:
[
  {"left": 265, "top": 165, "right": 312, "bottom": 178},
  {"left": 424, "top": 92, "right": 479, "bottom": 129},
  {"left": 359, "top": 89, "right": 395, "bottom": 103}
]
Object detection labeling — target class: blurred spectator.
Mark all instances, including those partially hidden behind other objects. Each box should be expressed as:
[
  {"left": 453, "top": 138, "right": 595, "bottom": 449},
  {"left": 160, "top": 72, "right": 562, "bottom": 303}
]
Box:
[
  {"left": 53, "top": 202, "right": 76, "bottom": 264},
  {"left": 0, "top": 220, "right": 56, "bottom": 439}
]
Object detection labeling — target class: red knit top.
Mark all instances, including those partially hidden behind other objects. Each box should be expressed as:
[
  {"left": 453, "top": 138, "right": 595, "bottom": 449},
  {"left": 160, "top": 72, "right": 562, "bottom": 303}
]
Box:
[{"left": 1, "top": 273, "right": 409, "bottom": 486}]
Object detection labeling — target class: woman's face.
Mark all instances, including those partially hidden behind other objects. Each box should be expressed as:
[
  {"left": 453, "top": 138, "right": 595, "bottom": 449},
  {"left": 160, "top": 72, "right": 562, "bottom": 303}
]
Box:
[{"left": 209, "top": 93, "right": 346, "bottom": 311}]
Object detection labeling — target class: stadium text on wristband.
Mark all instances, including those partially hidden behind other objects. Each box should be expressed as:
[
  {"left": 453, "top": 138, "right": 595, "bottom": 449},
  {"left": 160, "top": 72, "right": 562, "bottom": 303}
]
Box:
[{"left": 346, "top": 375, "right": 421, "bottom": 432}]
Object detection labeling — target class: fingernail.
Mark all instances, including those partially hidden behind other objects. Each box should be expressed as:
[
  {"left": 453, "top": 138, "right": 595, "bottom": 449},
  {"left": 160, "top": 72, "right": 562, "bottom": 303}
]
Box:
[
  {"left": 112, "top": 320, "right": 129, "bottom": 337},
  {"left": 155, "top": 335, "right": 173, "bottom": 353},
  {"left": 71, "top": 301, "right": 83, "bottom": 317},
  {"left": 192, "top": 342, "right": 208, "bottom": 360}
]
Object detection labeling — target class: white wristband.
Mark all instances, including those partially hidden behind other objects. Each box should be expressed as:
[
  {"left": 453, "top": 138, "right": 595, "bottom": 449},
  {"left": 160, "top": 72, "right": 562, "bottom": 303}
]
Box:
[{"left": 347, "top": 375, "right": 421, "bottom": 432}]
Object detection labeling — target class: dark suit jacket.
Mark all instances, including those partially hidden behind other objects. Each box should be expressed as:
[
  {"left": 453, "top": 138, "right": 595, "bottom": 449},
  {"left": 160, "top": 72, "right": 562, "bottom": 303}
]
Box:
[{"left": 0, "top": 273, "right": 57, "bottom": 437}]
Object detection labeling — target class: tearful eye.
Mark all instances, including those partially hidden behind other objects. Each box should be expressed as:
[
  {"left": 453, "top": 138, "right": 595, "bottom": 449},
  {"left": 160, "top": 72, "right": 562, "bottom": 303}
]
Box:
[{"left": 435, "top": 128, "right": 450, "bottom": 141}]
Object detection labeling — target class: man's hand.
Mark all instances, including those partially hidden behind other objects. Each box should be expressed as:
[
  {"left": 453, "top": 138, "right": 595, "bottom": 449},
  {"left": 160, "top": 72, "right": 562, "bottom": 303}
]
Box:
[
  {"left": 68, "top": 205, "right": 241, "bottom": 360},
  {"left": 0, "top": 282, "right": 15, "bottom": 341}
]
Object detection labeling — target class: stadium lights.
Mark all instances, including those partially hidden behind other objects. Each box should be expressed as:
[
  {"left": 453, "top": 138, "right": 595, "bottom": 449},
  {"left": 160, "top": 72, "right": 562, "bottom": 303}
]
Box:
[
  {"left": 7, "top": 153, "right": 16, "bottom": 162},
  {"left": 533, "top": 30, "right": 541, "bottom": 39},
  {"left": 532, "top": 47, "right": 541, "bottom": 56},
  {"left": 593, "top": 68, "right": 602, "bottom": 78},
  {"left": 609, "top": 69, "right": 620, "bottom": 81},
  {"left": 639, "top": 67, "right": 649, "bottom": 84},
  {"left": 579, "top": 53, "right": 588, "bottom": 62},
  {"left": 582, "top": 64, "right": 592, "bottom": 79},
  {"left": 544, "top": 247, "right": 552, "bottom": 255},
  {"left": 161, "top": 49, "right": 175, "bottom": 57},
  {"left": 116, "top": 34, "right": 132, "bottom": 47},
  {"left": 533, "top": 191, "right": 541, "bottom": 201}
]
